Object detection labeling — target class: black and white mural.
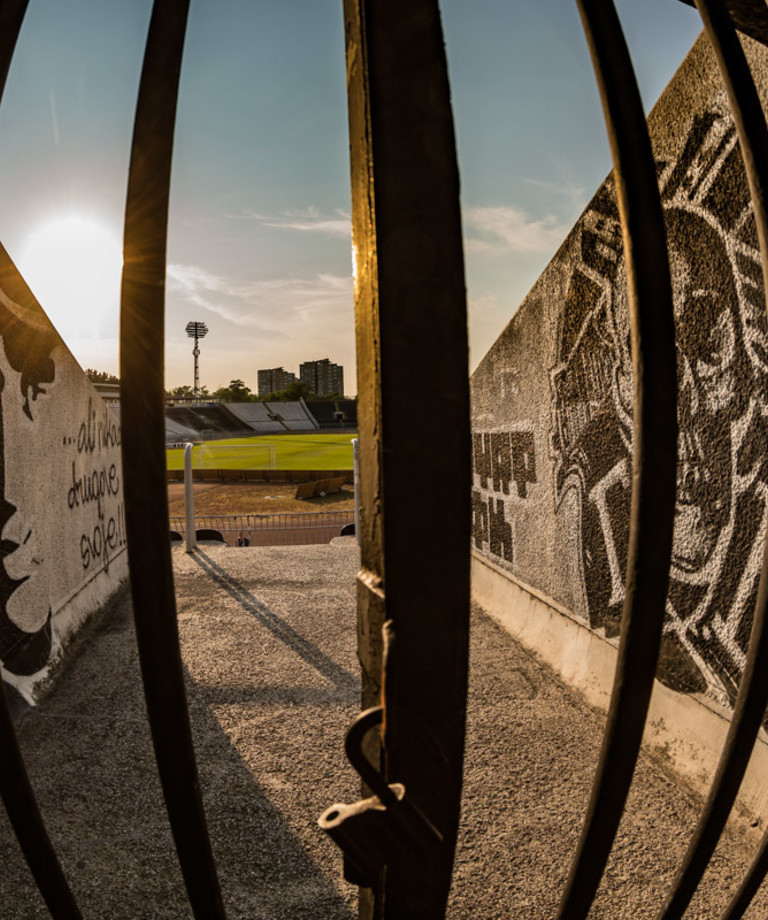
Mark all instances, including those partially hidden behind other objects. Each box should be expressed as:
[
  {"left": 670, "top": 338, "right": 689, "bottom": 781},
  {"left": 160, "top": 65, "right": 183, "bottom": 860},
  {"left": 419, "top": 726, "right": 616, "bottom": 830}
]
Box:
[
  {"left": 471, "top": 63, "right": 768, "bottom": 713},
  {"left": 552, "top": 99, "right": 768, "bottom": 704},
  {"left": 0, "top": 244, "right": 126, "bottom": 703}
]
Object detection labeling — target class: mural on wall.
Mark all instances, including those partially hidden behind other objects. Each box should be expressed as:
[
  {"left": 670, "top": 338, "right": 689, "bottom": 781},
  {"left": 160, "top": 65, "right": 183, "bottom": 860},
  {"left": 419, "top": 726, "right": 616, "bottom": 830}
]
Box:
[
  {"left": 549, "top": 97, "right": 768, "bottom": 706},
  {"left": 0, "top": 243, "right": 126, "bottom": 690},
  {"left": 471, "top": 430, "right": 537, "bottom": 567}
]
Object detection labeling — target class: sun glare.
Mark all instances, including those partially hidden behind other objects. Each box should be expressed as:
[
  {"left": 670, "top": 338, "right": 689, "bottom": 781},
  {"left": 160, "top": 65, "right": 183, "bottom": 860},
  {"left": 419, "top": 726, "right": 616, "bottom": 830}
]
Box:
[{"left": 15, "top": 216, "right": 123, "bottom": 344}]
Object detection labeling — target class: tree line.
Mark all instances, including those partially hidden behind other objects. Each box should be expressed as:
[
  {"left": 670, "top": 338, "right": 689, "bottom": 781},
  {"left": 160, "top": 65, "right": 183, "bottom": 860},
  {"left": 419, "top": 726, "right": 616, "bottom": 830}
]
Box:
[{"left": 86, "top": 370, "right": 343, "bottom": 402}]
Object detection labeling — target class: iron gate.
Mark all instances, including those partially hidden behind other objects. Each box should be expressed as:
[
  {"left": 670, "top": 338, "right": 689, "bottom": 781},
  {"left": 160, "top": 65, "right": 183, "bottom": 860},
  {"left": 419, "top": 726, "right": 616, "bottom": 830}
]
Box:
[{"left": 1, "top": 1, "right": 768, "bottom": 918}]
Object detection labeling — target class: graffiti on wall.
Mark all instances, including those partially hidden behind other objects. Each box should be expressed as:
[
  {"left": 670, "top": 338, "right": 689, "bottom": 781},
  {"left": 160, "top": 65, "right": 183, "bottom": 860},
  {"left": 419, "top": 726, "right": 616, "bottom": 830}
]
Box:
[
  {"left": 66, "top": 397, "right": 126, "bottom": 573},
  {"left": 472, "top": 430, "right": 537, "bottom": 567},
  {"left": 0, "top": 263, "right": 60, "bottom": 676},
  {"left": 0, "top": 245, "right": 124, "bottom": 680},
  {"left": 550, "top": 99, "right": 768, "bottom": 705}
]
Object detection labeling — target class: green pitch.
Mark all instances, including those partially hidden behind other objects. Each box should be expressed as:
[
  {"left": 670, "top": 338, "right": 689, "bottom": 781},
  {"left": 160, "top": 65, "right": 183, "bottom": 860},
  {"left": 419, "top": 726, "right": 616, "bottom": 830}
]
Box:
[{"left": 166, "top": 433, "right": 356, "bottom": 471}]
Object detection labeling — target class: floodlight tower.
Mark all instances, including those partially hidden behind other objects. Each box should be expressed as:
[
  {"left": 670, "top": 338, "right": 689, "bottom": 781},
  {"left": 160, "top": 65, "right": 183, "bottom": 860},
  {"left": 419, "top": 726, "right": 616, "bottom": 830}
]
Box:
[{"left": 185, "top": 321, "right": 208, "bottom": 397}]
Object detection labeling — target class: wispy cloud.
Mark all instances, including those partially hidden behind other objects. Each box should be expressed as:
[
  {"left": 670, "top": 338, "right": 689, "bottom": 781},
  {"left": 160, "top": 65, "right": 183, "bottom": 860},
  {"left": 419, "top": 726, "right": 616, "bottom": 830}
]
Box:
[
  {"left": 521, "top": 177, "right": 587, "bottom": 215},
  {"left": 227, "top": 206, "right": 352, "bottom": 238},
  {"left": 463, "top": 205, "right": 569, "bottom": 255},
  {"left": 49, "top": 92, "right": 60, "bottom": 146},
  {"left": 167, "top": 263, "right": 353, "bottom": 332}
]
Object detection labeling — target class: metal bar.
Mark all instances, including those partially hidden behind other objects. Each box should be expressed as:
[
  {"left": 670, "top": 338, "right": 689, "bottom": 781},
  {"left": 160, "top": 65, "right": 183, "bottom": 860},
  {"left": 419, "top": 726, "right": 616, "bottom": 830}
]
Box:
[
  {"left": 0, "top": 0, "right": 27, "bottom": 97},
  {"left": 676, "top": 0, "right": 768, "bottom": 46},
  {"left": 658, "top": 3, "right": 768, "bottom": 916},
  {"left": 342, "top": 2, "right": 471, "bottom": 917},
  {"left": 120, "top": 2, "right": 227, "bottom": 918},
  {"left": 0, "top": 3, "right": 85, "bottom": 917},
  {"left": 0, "top": 680, "right": 82, "bottom": 920},
  {"left": 556, "top": 1, "right": 678, "bottom": 916},
  {"left": 721, "top": 834, "right": 768, "bottom": 919},
  {"left": 353, "top": 437, "right": 360, "bottom": 544},
  {"left": 184, "top": 442, "right": 197, "bottom": 552}
]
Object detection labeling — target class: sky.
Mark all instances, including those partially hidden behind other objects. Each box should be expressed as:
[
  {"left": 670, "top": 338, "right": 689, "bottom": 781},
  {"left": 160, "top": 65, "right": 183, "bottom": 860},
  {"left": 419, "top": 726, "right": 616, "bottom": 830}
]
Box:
[{"left": 0, "top": 0, "right": 703, "bottom": 395}]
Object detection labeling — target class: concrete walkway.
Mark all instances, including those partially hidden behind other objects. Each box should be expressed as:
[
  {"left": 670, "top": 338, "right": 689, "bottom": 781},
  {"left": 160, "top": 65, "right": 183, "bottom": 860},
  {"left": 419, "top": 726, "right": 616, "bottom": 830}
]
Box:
[{"left": 1, "top": 540, "right": 766, "bottom": 918}]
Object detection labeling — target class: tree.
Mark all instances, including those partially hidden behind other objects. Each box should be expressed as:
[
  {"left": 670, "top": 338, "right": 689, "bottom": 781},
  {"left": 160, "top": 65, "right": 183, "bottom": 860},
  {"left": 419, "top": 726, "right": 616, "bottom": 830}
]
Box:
[
  {"left": 279, "top": 380, "right": 314, "bottom": 401},
  {"left": 260, "top": 380, "right": 322, "bottom": 402},
  {"left": 85, "top": 368, "right": 119, "bottom": 384},
  {"left": 166, "top": 384, "right": 210, "bottom": 398},
  {"left": 167, "top": 384, "right": 194, "bottom": 398},
  {"left": 214, "top": 379, "right": 255, "bottom": 402}
]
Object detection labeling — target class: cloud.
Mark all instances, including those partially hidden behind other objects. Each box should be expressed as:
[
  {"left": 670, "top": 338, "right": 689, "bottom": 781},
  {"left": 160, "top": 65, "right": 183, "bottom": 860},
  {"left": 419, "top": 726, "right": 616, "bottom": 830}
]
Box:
[
  {"left": 463, "top": 205, "right": 569, "bottom": 254},
  {"left": 227, "top": 206, "right": 352, "bottom": 238},
  {"left": 167, "top": 263, "right": 353, "bottom": 332},
  {"left": 521, "top": 177, "right": 586, "bottom": 196}
]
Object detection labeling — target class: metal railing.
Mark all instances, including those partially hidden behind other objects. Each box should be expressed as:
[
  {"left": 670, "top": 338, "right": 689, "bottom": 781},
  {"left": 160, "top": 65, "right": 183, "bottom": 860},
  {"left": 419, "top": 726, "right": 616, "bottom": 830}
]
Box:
[{"left": 169, "top": 511, "right": 356, "bottom": 547}]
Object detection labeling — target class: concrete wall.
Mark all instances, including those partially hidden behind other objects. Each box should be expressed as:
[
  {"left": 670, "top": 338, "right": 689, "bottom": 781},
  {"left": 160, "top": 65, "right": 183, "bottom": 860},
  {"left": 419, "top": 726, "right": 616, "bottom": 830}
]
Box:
[
  {"left": 0, "top": 243, "right": 127, "bottom": 707},
  {"left": 471, "top": 33, "right": 768, "bottom": 724}
]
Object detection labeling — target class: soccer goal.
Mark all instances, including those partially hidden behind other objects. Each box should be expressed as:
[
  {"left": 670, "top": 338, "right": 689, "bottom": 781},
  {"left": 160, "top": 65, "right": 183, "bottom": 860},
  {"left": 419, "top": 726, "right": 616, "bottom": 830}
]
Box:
[{"left": 195, "top": 442, "right": 277, "bottom": 470}]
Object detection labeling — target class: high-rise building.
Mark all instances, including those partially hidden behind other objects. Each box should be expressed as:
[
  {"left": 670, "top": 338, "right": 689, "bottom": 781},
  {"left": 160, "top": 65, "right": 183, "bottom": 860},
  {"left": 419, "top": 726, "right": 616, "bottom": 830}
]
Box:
[
  {"left": 299, "top": 358, "right": 344, "bottom": 397},
  {"left": 257, "top": 366, "right": 297, "bottom": 396}
]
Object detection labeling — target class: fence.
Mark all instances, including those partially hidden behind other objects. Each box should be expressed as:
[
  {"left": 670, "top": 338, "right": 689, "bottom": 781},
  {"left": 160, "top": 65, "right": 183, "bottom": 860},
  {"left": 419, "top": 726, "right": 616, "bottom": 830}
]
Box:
[
  {"left": 166, "top": 468, "right": 353, "bottom": 483},
  {"left": 7, "top": 2, "right": 768, "bottom": 920},
  {"left": 169, "top": 511, "right": 355, "bottom": 547}
]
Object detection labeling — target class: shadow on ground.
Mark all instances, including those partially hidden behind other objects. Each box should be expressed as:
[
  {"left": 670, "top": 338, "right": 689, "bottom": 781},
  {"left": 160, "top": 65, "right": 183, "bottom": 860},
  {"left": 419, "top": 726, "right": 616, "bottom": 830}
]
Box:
[{"left": 0, "top": 542, "right": 361, "bottom": 919}]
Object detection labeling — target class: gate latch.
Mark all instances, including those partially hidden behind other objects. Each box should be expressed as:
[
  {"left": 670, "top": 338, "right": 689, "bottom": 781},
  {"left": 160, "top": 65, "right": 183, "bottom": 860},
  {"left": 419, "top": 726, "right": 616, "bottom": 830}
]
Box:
[{"left": 318, "top": 706, "right": 443, "bottom": 888}]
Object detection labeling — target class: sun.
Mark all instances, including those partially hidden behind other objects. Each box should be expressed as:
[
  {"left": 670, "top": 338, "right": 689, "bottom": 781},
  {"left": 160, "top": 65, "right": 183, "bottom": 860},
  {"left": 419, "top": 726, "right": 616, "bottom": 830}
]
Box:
[{"left": 15, "top": 215, "right": 123, "bottom": 344}]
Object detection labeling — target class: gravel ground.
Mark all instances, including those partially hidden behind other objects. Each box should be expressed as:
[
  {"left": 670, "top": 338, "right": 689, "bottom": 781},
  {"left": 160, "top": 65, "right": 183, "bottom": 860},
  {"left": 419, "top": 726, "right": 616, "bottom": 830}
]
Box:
[{"left": 0, "top": 540, "right": 766, "bottom": 918}]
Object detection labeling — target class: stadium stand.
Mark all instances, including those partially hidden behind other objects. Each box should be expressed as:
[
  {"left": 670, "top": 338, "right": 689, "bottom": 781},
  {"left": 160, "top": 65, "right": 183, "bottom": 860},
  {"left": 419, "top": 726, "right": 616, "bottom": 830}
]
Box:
[
  {"left": 305, "top": 399, "right": 357, "bottom": 429},
  {"left": 304, "top": 400, "right": 335, "bottom": 427},
  {"left": 166, "top": 404, "right": 245, "bottom": 436},
  {"left": 336, "top": 399, "right": 358, "bottom": 427},
  {"left": 263, "top": 399, "right": 317, "bottom": 431},
  {"left": 226, "top": 402, "right": 286, "bottom": 433},
  {"left": 165, "top": 415, "right": 199, "bottom": 443}
]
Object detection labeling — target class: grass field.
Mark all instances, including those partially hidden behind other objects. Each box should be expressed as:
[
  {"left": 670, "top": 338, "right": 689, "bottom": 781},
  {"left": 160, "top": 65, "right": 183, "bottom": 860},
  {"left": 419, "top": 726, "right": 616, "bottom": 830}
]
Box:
[{"left": 166, "top": 433, "right": 356, "bottom": 471}]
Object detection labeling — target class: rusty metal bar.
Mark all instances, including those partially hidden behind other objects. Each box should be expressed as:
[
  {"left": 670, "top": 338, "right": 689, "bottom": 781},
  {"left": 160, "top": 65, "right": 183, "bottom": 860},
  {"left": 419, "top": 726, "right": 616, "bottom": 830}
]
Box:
[
  {"left": 0, "top": 683, "right": 82, "bottom": 920},
  {"left": 0, "top": 0, "right": 27, "bottom": 94},
  {"left": 0, "top": 3, "right": 84, "bottom": 917},
  {"left": 677, "top": 0, "right": 768, "bottom": 45},
  {"left": 120, "top": 2, "right": 227, "bottom": 918},
  {"left": 341, "top": 1, "right": 471, "bottom": 917},
  {"left": 722, "top": 835, "right": 768, "bottom": 918},
  {"left": 658, "top": 3, "right": 768, "bottom": 916},
  {"left": 556, "top": 1, "right": 678, "bottom": 917}
]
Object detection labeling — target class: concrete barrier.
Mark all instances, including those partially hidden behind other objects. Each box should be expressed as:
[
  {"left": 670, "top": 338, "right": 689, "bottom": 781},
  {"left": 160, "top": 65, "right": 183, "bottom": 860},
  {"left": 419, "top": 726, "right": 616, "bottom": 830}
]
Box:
[
  {"left": 0, "top": 245, "right": 127, "bottom": 706},
  {"left": 470, "top": 31, "right": 768, "bottom": 811}
]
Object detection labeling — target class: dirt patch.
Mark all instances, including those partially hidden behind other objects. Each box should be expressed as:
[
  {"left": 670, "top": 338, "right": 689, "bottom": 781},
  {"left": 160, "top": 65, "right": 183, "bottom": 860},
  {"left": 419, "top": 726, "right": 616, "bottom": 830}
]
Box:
[{"left": 167, "top": 481, "right": 355, "bottom": 515}]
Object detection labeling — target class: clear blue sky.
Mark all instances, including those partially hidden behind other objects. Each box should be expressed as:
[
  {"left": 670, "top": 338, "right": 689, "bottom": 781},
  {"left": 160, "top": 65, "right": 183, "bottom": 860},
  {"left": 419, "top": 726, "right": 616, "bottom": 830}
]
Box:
[{"left": 0, "top": 1, "right": 702, "bottom": 394}]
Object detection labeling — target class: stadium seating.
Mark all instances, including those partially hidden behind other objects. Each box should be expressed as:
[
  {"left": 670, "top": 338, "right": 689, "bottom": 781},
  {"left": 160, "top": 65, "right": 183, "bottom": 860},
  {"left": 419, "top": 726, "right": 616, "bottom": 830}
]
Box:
[
  {"left": 165, "top": 415, "right": 200, "bottom": 443},
  {"left": 305, "top": 399, "right": 357, "bottom": 429},
  {"left": 336, "top": 399, "right": 358, "bottom": 427},
  {"left": 262, "top": 400, "right": 317, "bottom": 431},
  {"left": 166, "top": 404, "right": 246, "bottom": 436},
  {"left": 226, "top": 402, "right": 286, "bottom": 433}
]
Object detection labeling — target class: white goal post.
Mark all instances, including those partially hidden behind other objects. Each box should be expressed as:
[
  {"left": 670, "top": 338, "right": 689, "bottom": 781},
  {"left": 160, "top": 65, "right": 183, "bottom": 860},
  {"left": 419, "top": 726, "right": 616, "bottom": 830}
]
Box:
[{"left": 193, "top": 442, "right": 277, "bottom": 470}]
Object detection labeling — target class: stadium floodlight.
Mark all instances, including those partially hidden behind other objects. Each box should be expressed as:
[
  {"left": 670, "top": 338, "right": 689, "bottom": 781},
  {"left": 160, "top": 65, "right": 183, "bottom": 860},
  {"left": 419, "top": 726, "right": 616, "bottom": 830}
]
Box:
[{"left": 185, "top": 321, "right": 208, "bottom": 397}]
